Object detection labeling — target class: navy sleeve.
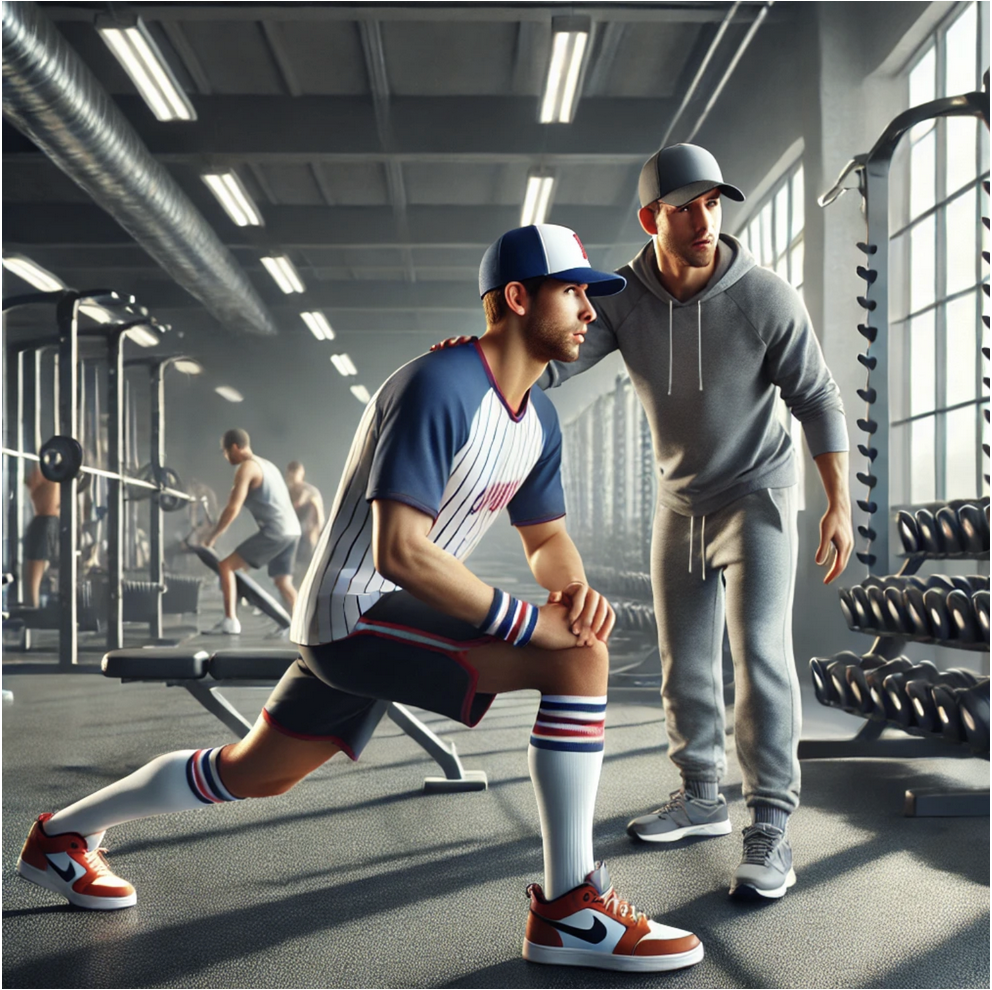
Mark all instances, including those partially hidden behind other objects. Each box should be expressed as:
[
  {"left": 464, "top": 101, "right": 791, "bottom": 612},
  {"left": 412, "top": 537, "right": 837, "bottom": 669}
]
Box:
[
  {"left": 366, "top": 357, "right": 471, "bottom": 518},
  {"left": 507, "top": 393, "right": 566, "bottom": 526}
]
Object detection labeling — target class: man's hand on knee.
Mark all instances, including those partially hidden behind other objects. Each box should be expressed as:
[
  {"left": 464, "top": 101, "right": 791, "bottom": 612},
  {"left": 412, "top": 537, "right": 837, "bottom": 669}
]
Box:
[
  {"left": 559, "top": 581, "right": 615, "bottom": 646},
  {"left": 531, "top": 601, "right": 584, "bottom": 651}
]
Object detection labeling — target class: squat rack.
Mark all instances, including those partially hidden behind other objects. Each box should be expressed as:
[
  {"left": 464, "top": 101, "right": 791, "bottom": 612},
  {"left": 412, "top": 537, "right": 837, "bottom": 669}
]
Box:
[{"left": 2, "top": 288, "right": 195, "bottom": 667}]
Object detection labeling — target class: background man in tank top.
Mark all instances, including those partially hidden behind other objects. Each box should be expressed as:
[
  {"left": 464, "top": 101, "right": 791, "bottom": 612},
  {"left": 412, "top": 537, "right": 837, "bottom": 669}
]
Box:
[{"left": 202, "top": 428, "right": 302, "bottom": 634}]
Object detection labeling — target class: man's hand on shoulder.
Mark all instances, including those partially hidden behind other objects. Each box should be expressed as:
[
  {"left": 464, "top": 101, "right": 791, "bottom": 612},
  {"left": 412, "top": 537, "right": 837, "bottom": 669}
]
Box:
[{"left": 429, "top": 335, "right": 476, "bottom": 352}]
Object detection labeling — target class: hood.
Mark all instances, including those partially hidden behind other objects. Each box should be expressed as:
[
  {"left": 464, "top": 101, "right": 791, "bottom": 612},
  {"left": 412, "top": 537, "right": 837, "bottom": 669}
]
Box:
[{"left": 629, "top": 233, "right": 756, "bottom": 306}]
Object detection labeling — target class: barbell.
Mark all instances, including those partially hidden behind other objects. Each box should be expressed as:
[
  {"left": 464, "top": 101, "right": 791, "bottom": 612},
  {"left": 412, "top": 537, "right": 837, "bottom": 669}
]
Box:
[{"left": 3, "top": 439, "right": 193, "bottom": 512}]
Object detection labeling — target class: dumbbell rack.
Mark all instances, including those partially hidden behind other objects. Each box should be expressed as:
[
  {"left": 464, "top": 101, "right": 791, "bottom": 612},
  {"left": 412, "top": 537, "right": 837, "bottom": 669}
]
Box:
[{"left": 807, "top": 85, "right": 990, "bottom": 816}]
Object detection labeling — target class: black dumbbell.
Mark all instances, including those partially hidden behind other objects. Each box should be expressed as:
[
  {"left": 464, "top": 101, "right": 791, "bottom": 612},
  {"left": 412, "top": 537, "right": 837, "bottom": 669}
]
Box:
[
  {"left": 824, "top": 652, "right": 867, "bottom": 711},
  {"left": 810, "top": 656, "right": 840, "bottom": 707},
  {"left": 906, "top": 673, "right": 968, "bottom": 733},
  {"left": 838, "top": 588, "right": 858, "bottom": 629},
  {"left": 897, "top": 510, "right": 920, "bottom": 554},
  {"left": 957, "top": 680, "right": 990, "bottom": 757},
  {"left": 856, "top": 656, "right": 913, "bottom": 717},
  {"left": 967, "top": 576, "right": 989, "bottom": 592},
  {"left": 850, "top": 585, "right": 873, "bottom": 629},
  {"left": 866, "top": 585, "right": 897, "bottom": 632},
  {"left": 915, "top": 508, "right": 944, "bottom": 554},
  {"left": 883, "top": 586, "right": 912, "bottom": 634},
  {"left": 936, "top": 507, "right": 966, "bottom": 554},
  {"left": 923, "top": 588, "right": 953, "bottom": 640},
  {"left": 883, "top": 661, "right": 940, "bottom": 728},
  {"left": 903, "top": 587, "right": 933, "bottom": 638},
  {"left": 930, "top": 683, "right": 967, "bottom": 744},
  {"left": 939, "top": 667, "right": 981, "bottom": 687},
  {"left": 957, "top": 503, "right": 989, "bottom": 554},
  {"left": 945, "top": 590, "right": 979, "bottom": 641},
  {"left": 841, "top": 653, "right": 887, "bottom": 715},
  {"left": 973, "top": 590, "right": 989, "bottom": 639},
  {"left": 926, "top": 574, "right": 957, "bottom": 591},
  {"left": 948, "top": 575, "right": 974, "bottom": 594}
]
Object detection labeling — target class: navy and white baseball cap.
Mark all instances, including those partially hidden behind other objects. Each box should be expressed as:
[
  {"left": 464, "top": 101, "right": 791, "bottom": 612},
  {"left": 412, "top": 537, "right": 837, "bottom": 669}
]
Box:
[
  {"left": 479, "top": 224, "right": 626, "bottom": 299},
  {"left": 638, "top": 143, "right": 745, "bottom": 209}
]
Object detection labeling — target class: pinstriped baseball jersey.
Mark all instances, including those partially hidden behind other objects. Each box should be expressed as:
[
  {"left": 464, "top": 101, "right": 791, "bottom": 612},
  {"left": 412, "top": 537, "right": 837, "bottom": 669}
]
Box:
[{"left": 292, "top": 341, "right": 565, "bottom": 645}]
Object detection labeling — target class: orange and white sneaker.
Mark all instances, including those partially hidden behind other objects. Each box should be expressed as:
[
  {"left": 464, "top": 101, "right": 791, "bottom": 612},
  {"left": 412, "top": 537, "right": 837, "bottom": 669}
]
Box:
[
  {"left": 16, "top": 813, "right": 136, "bottom": 910},
  {"left": 523, "top": 862, "right": 703, "bottom": 972}
]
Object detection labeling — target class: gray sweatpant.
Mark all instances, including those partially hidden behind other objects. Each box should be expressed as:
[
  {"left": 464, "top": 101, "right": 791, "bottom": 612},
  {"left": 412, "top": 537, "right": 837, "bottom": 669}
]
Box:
[{"left": 651, "top": 486, "right": 801, "bottom": 814}]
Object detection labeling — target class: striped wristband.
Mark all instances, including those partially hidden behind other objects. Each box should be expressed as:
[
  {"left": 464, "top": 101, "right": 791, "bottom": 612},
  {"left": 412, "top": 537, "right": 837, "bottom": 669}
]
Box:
[{"left": 481, "top": 588, "right": 538, "bottom": 648}]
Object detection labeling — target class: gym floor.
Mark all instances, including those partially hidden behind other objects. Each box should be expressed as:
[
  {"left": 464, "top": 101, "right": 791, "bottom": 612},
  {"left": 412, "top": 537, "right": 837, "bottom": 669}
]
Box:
[{"left": 2, "top": 557, "right": 989, "bottom": 989}]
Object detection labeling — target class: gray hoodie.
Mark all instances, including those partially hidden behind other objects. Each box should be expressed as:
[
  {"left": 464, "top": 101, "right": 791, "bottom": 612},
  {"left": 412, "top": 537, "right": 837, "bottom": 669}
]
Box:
[{"left": 543, "top": 234, "right": 848, "bottom": 517}]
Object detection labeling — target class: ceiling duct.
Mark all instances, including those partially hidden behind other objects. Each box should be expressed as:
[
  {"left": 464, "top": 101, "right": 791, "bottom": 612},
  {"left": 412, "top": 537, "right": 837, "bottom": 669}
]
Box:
[{"left": 1, "top": 1, "right": 278, "bottom": 336}]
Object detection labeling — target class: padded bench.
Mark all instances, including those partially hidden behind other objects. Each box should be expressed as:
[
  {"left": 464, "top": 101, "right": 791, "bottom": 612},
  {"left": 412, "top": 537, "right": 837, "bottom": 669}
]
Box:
[{"left": 102, "top": 647, "right": 487, "bottom": 793}]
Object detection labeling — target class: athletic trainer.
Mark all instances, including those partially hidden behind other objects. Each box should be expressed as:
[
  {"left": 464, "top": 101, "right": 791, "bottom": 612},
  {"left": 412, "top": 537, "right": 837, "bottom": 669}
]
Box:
[
  {"left": 543, "top": 144, "right": 853, "bottom": 900},
  {"left": 17, "top": 224, "right": 704, "bottom": 975}
]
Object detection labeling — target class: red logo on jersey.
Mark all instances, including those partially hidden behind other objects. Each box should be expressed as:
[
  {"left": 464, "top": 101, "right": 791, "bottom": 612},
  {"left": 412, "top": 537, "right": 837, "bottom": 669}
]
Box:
[
  {"left": 469, "top": 480, "right": 523, "bottom": 515},
  {"left": 573, "top": 233, "right": 588, "bottom": 260}
]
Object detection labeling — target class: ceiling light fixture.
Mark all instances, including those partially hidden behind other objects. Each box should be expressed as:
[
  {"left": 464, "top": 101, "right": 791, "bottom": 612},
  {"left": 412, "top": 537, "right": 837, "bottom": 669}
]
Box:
[
  {"left": 521, "top": 174, "right": 555, "bottom": 226},
  {"left": 172, "top": 359, "right": 203, "bottom": 375},
  {"left": 78, "top": 303, "right": 114, "bottom": 324},
  {"left": 301, "top": 311, "right": 335, "bottom": 341},
  {"left": 126, "top": 325, "right": 161, "bottom": 348},
  {"left": 215, "top": 385, "right": 244, "bottom": 403},
  {"left": 96, "top": 16, "right": 196, "bottom": 122},
  {"left": 260, "top": 255, "right": 305, "bottom": 294},
  {"left": 201, "top": 171, "right": 264, "bottom": 227},
  {"left": 350, "top": 384, "right": 371, "bottom": 404},
  {"left": 330, "top": 353, "right": 358, "bottom": 377},
  {"left": 1, "top": 254, "right": 65, "bottom": 292},
  {"left": 540, "top": 17, "right": 590, "bottom": 124}
]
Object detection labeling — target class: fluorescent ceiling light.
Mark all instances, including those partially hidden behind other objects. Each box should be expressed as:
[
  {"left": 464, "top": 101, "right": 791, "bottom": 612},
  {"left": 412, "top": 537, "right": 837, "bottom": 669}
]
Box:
[
  {"left": 215, "top": 385, "right": 244, "bottom": 403},
  {"left": 97, "top": 17, "right": 196, "bottom": 122},
  {"left": 301, "top": 311, "right": 335, "bottom": 341},
  {"left": 2, "top": 255, "right": 65, "bottom": 292},
  {"left": 202, "top": 171, "right": 264, "bottom": 227},
  {"left": 521, "top": 175, "right": 555, "bottom": 226},
  {"left": 350, "top": 384, "right": 371, "bottom": 404},
  {"left": 330, "top": 353, "right": 358, "bottom": 377},
  {"left": 540, "top": 21, "right": 589, "bottom": 123},
  {"left": 126, "top": 325, "right": 161, "bottom": 348},
  {"left": 78, "top": 303, "right": 114, "bottom": 324},
  {"left": 172, "top": 359, "right": 203, "bottom": 375},
  {"left": 261, "top": 255, "right": 305, "bottom": 294}
]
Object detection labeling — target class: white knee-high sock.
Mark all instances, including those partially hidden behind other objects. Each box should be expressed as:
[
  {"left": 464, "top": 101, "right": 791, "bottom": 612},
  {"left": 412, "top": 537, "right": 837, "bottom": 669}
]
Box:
[
  {"left": 527, "top": 695, "right": 606, "bottom": 900},
  {"left": 46, "top": 748, "right": 241, "bottom": 842}
]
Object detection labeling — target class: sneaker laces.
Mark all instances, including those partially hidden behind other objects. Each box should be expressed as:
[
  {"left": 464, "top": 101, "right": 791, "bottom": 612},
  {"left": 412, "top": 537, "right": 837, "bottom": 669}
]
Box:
[
  {"left": 741, "top": 825, "right": 779, "bottom": 865},
  {"left": 601, "top": 886, "right": 646, "bottom": 923},
  {"left": 652, "top": 789, "right": 687, "bottom": 815}
]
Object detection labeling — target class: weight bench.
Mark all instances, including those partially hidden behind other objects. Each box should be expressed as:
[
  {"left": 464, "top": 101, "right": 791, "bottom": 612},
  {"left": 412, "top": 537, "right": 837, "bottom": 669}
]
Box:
[
  {"left": 101, "top": 647, "right": 487, "bottom": 792},
  {"left": 191, "top": 544, "right": 291, "bottom": 629}
]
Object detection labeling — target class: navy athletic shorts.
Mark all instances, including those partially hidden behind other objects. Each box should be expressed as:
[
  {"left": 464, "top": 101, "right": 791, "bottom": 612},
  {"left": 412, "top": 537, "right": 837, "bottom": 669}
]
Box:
[
  {"left": 263, "top": 592, "right": 495, "bottom": 760},
  {"left": 23, "top": 515, "right": 59, "bottom": 562}
]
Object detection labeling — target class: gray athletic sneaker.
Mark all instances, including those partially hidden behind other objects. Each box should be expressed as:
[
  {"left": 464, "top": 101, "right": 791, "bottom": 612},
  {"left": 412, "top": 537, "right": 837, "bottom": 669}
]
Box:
[
  {"left": 626, "top": 790, "right": 733, "bottom": 843},
  {"left": 729, "top": 824, "right": 797, "bottom": 900}
]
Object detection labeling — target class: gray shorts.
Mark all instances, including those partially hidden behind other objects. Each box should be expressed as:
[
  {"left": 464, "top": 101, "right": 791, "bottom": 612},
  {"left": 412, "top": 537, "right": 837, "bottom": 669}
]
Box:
[
  {"left": 24, "top": 515, "right": 59, "bottom": 562},
  {"left": 263, "top": 592, "right": 495, "bottom": 760},
  {"left": 235, "top": 531, "right": 298, "bottom": 577}
]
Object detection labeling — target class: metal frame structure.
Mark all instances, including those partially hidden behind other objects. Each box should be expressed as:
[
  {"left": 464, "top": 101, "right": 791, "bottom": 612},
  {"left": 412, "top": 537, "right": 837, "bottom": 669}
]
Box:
[{"left": 2, "top": 289, "right": 192, "bottom": 666}]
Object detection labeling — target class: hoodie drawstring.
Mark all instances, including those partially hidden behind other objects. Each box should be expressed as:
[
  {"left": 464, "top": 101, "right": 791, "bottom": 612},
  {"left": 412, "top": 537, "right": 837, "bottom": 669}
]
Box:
[
  {"left": 697, "top": 301, "right": 703, "bottom": 392},
  {"left": 688, "top": 513, "right": 707, "bottom": 580},
  {"left": 667, "top": 300, "right": 673, "bottom": 396},
  {"left": 668, "top": 300, "right": 704, "bottom": 394}
]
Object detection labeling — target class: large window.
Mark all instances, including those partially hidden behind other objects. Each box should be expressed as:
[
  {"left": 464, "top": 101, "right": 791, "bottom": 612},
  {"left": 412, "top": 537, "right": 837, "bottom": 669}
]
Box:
[
  {"left": 889, "top": 1, "right": 989, "bottom": 506},
  {"left": 737, "top": 160, "right": 807, "bottom": 507},
  {"left": 738, "top": 160, "right": 805, "bottom": 294}
]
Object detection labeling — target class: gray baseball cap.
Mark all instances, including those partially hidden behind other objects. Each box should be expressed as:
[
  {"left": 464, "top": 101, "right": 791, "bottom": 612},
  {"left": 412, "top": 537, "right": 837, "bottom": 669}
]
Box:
[{"left": 638, "top": 143, "right": 745, "bottom": 209}]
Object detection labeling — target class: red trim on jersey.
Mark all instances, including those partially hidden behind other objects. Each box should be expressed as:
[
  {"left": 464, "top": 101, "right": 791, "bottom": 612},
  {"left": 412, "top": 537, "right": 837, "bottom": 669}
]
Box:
[{"left": 472, "top": 340, "right": 531, "bottom": 421}]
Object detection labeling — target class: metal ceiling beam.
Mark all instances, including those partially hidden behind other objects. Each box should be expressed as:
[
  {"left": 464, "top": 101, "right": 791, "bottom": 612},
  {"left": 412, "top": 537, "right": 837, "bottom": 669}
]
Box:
[
  {"left": 3, "top": 95, "right": 681, "bottom": 160},
  {"left": 44, "top": 4, "right": 770, "bottom": 24},
  {"left": 4, "top": 203, "right": 644, "bottom": 248}
]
